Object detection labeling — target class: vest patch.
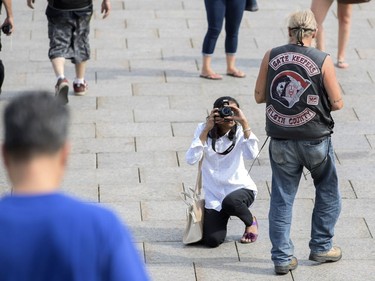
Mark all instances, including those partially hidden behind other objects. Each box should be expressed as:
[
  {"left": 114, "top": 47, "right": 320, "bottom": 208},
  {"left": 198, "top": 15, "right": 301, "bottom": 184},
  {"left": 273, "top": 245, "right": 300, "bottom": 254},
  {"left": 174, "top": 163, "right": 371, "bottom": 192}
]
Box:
[
  {"left": 307, "top": 95, "right": 319, "bottom": 105},
  {"left": 266, "top": 105, "right": 316, "bottom": 127},
  {"left": 269, "top": 52, "right": 320, "bottom": 76},
  {"left": 270, "top": 70, "right": 311, "bottom": 108}
]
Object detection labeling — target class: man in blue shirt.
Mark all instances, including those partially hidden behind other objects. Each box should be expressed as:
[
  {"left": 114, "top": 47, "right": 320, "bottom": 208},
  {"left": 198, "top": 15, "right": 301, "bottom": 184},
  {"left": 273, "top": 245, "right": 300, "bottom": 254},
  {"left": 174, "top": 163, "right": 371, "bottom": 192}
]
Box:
[{"left": 0, "top": 92, "right": 150, "bottom": 281}]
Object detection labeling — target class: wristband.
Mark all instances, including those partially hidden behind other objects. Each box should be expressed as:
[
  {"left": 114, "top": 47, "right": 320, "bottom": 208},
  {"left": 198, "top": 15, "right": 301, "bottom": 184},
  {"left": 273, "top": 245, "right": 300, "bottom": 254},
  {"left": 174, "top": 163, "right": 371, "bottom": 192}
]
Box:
[{"left": 243, "top": 128, "right": 251, "bottom": 133}]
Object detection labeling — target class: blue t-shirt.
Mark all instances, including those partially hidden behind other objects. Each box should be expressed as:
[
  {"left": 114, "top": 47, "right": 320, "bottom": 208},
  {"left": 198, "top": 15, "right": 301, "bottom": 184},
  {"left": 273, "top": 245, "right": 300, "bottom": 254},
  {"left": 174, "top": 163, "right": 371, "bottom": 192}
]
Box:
[{"left": 0, "top": 193, "right": 150, "bottom": 281}]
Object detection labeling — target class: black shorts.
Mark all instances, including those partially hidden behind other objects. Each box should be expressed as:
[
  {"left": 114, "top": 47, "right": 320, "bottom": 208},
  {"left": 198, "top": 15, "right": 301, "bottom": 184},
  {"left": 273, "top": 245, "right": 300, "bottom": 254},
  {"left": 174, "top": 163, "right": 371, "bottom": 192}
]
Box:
[{"left": 47, "top": 9, "right": 92, "bottom": 64}]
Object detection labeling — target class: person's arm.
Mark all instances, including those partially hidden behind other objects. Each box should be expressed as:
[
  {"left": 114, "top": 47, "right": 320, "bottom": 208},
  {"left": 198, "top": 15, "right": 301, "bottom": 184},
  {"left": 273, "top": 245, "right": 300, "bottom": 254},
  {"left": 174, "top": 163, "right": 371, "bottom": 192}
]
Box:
[
  {"left": 101, "top": 0, "right": 111, "bottom": 19},
  {"left": 185, "top": 123, "right": 207, "bottom": 165},
  {"left": 322, "top": 55, "right": 343, "bottom": 111},
  {"left": 2, "top": 0, "right": 14, "bottom": 34},
  {"left": 254, "top": 50, "right": 271, "bottom": 104}
]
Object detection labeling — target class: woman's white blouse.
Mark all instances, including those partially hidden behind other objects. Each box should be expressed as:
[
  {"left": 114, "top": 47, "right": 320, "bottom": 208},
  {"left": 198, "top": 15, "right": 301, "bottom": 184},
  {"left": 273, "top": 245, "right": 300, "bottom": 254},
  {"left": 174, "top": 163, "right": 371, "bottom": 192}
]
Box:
[{"left": 185, "top": 123, "right": 259, "bottom": 211}]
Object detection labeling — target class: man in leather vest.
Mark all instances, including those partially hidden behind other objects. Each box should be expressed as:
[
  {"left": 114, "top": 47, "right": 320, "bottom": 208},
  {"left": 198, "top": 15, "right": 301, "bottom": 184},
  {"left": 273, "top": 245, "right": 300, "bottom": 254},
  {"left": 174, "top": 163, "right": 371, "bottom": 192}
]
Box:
[{"left": 254, "top": 10, "right": 343, "bottom": 275}]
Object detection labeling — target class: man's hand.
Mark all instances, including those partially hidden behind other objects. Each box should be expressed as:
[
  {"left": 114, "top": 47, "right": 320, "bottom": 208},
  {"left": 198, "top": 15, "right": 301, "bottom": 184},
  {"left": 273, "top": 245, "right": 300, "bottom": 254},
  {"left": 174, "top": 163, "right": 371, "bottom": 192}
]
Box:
[
  {"left": 101, "top": 0, "right": 111, "bottom": 19},
  {"left": 27, "top": 0, "right": 35, "bottom": 9}
]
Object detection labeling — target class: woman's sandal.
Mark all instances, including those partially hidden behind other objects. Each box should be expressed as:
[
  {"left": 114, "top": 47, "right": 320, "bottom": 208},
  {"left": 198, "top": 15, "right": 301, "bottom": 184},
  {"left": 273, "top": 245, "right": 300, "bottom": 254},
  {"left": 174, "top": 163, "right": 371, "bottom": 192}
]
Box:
[
  {"left": 227, "top": 70, "right": 246, "bottom": 78},
  {"left": 337, "top": 60, "right": 349, "bottom": 69},
  {"left": 240, "top": 216, "right": 258, "bottom": 244}
]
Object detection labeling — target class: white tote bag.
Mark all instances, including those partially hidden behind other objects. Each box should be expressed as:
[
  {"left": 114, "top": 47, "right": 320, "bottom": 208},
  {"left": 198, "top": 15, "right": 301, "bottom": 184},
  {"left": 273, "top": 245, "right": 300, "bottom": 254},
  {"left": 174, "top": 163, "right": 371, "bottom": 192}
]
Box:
[{"left": 181, "top": 159, "right": 204, "bottom": 244}]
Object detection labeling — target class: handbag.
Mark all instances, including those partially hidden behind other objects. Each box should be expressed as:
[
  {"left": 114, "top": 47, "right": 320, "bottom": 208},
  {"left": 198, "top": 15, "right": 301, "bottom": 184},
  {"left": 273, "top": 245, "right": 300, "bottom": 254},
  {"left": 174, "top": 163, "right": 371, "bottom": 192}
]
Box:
[
  {"left": 181, "top": 159, "right": 205, "bottom": 244},
  {"left": 337, "top": 0, "right": 370, "bottom": 3}
]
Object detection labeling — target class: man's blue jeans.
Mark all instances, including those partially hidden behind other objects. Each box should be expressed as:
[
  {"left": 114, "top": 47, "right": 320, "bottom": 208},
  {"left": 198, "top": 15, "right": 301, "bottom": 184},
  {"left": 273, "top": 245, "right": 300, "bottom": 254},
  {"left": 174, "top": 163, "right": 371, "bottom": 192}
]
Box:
[
  {"left": 202, "top": 0, "right": 246, "bottom": 55},
  {"left": 268, "top": 137, "right": 341, "bottom": 266}
]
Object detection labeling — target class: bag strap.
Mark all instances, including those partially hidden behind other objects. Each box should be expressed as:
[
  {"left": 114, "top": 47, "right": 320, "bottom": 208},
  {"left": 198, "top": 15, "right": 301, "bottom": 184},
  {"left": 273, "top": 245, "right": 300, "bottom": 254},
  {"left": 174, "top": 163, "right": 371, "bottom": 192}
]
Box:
[
  {"left": 247, "top": 136, "right": 269, "bottom": 175},
  {"left": 193, "top": 157, "right": 203, "bottom": 197}
]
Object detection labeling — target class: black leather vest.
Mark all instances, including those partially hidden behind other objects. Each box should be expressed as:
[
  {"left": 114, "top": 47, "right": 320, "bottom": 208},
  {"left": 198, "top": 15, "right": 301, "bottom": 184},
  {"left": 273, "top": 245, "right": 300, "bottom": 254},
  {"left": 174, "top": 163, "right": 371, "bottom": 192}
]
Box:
[{"left": 265, "top": 44, "right": 334, "bottom": 140}]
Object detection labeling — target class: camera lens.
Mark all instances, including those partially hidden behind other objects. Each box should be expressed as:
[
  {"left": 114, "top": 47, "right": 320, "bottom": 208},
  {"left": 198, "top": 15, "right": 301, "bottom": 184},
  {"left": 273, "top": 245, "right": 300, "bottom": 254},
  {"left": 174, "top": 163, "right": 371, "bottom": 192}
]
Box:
[{"left": 219, "top": 107, "right": 233, "bottom": 118}]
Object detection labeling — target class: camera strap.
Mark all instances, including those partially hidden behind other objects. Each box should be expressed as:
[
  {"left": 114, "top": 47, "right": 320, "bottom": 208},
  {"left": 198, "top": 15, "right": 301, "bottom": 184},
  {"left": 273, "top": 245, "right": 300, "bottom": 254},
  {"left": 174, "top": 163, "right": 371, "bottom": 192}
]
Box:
[{"left": 211, "top": 134, "right": 237, "bottom": 155}]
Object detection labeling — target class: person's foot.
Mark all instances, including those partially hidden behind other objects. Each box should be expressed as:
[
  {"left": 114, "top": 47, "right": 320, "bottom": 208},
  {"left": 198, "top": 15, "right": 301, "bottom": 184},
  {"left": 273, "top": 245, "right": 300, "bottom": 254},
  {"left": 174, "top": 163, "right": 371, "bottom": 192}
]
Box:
[
  {"left": 337, "top": 60, "right": 349, "bottom": 69},
  {"left": 309, "top": 246, "right": 342, "bottom": 263},
  {"left": 240, "top": 216, "right": 258, "bottom": 243},
  {"left": 55, "top": 78, "right": 69, "bottom": 104},
  {"left": 274, "top": 256, "right": 298, "bottom": 275},
  {"left": 200, "top": 72, "right": 223, "bottom": 80},
  {"left": 227, "top": 69, "right": 246, "bottom": 78},
  {"left": 73, "top": 81, "right": 88, "bottom": 96}
]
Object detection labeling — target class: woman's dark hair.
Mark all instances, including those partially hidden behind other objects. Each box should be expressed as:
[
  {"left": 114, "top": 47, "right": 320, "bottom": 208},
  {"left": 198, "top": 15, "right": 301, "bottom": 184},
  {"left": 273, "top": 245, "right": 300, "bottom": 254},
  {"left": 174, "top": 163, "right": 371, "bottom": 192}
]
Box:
[{"left": 213, "top": 96, "right": 240, "bottom": 109}]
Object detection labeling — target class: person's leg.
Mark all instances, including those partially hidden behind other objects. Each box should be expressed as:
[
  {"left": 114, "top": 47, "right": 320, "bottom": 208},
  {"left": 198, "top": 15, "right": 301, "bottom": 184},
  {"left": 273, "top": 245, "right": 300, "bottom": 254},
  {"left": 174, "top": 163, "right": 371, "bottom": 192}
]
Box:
[
  {"left": 310, "top": 0, "right": 334, "bottom": 51},
  {"left": 221, "top": 188, "right": 257, "bottom": 243},
  {"left": 72, "top": 13, "right": 92, "bottom": 95},
  {"left": 203, "top": 208, "right": 230, "bottom": 248},
  {"left": 201, "top": 0, "right": 225, "bottom": 79},
  {"left": 51, "top": 57, "right": 66, "bottom": 79},
  {"left": 47, "top": 14, "right": 73, "bottom": 104},
  {"left": 299, "top": 137, "right": 342, "bottom": 256},
  {"left": 337, "top": 3, "right": 352, "bottom": 68},
  {"left": 268, "top": 139, "right": 302, "bottom": 267},
  {"left": 225, "top": 0, "right": 246, "bottom": 77}
]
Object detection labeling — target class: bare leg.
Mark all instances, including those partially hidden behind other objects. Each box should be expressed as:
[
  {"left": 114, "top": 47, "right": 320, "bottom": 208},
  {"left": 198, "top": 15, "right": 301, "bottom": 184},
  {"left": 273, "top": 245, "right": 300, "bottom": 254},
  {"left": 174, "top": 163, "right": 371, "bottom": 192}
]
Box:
[
  {"left": 311, "top": 0, "right": 333, "bottom": 51},
  {"left": 75, "top": 61, "right": 87, "bottom": 80},
  {"left": 51, "top": 57, "right": 66, "bottom": 78},
  {"left": 226, "top": 54, "right": 245, "bottom": 78},
  {"left": 337, "top": 3, "right": 352, "bottom": 68},
  {"left": 201, "top": 55, "right": 222, "bottom": 79}
]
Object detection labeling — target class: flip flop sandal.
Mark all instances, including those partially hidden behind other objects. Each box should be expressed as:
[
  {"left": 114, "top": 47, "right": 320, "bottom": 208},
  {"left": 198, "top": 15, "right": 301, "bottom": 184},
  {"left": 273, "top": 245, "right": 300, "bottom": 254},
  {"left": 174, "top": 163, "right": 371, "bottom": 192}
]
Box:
[
  {"left": 240, "top": 216, "right": 258, "bottom": 244},
  {"left": 227, "top": 70, "right": 246, "bottom": 78},
  {"left": 200, "top": 73, "right": 223, "bottom": 80},
  {"left": 337, "top": 61, "right": 349, "bottom": 69}
]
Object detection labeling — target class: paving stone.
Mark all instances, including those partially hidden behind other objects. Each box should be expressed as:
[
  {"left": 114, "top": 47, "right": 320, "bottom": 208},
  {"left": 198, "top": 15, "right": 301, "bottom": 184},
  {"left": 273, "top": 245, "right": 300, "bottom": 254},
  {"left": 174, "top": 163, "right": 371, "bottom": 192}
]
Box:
[
  {"left": 147, "top": 263, "right": 196, "bottom": 281},
  {"left": 136, "top": 136, "right": 192, "bottom": 152},
  {"left": 99, "top": 182, "right": 183, "bottom": 202},
  {"left": 127, "top": 220, "right": 186, "bottom": 243},
  {"left": 96, "top": 122, "right": 172, "bottom": 138},
  {"left": 195, "top": 261, "right": 292, "bottom": 281},
  {"left": 134, "top": 109, "right": 205, "bottom": 122},
  {"left": 141, "top": 200, "right": 185, "bottom": 221},
  {"left": 97, "top": 96, "right": 170, "bottom": 110},
  {"left": 70, "top": 138, "right": 135, "bottom": 154},
  {"left": 97, "top": 151, "right": 178, "bottom": 168},
  {"left": 102, "top": 201, "right": 142, "bottom": 222},
  {"left": 144, "top": 241, "right": 239, "bottom": 264}
]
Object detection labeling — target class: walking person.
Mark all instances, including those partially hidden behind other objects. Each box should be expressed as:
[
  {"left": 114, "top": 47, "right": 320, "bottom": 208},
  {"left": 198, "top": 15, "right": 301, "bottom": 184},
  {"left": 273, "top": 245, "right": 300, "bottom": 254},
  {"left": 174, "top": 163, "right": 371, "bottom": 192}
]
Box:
[
  {"left": 200, "top": 0, "right": 251, "bottom": 80},
  {"left": 311, "top": 0, "right": 352, "bottom": 68},
  {"left": 0, "top": 0, "right": 14, "bottom": 93},
  {"left": 0, "top": 92, "right": 150, "bottom": 281},
  {"left": 254, "top": 10, "right": 343, "bottom": 275},
  {"left": 186, "top": 96, "right": 259, "bottom": 247},
  {"left": 26, "top": 0, "right": 111, "bottom": 103}
]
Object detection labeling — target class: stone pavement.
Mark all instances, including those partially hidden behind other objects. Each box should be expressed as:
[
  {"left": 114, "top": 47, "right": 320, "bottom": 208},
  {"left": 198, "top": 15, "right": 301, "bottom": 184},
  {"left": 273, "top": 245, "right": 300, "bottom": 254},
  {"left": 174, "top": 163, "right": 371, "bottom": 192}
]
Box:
[{"left": 0, "top": 0, "right": 375, "bottom": 280}]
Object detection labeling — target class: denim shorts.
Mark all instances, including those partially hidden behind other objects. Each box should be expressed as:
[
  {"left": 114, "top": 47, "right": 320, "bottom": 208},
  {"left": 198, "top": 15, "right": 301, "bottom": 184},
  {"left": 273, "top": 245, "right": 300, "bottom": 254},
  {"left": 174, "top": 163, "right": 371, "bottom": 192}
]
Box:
[{"left": 47, "top": 12, "right": 92, "bottom": 64}]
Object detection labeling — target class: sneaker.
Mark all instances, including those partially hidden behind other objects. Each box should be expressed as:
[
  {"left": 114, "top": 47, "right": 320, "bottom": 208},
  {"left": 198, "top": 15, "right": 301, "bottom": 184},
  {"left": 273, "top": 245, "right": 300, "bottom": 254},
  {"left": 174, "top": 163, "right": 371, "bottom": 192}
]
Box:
[
  {"left": 274, "top": 256, "right": 298, "bottom": 275},
  {"left": 55, "top": 78, "right": 69, "bottom": 104},
  {"left": 73, "top": 81, "right": 88, "bottom": 96},
  {"left": 309, "top": 246, "right": 342, "bottom": 263}
]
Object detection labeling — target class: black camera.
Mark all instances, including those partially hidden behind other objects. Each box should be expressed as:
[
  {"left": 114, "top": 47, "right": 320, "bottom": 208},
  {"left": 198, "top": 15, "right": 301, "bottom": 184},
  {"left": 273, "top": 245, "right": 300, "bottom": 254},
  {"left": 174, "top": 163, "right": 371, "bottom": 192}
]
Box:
[
  {"left": 218, "top": 99, "right": 234, "bottom": 118},
  {"left": 2, "top": 24, "right": 12, "bottom": 35}
]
